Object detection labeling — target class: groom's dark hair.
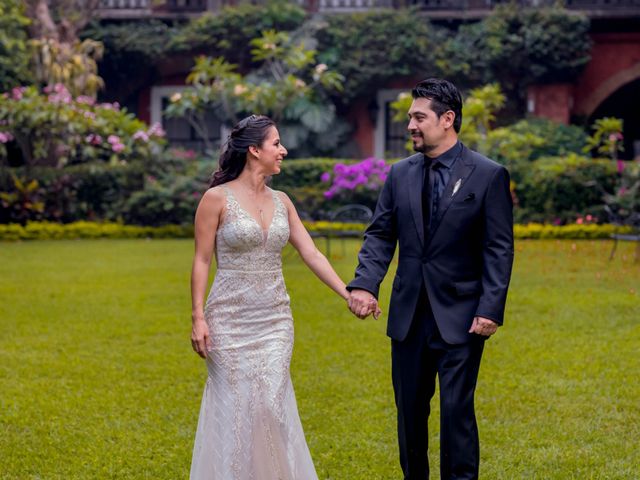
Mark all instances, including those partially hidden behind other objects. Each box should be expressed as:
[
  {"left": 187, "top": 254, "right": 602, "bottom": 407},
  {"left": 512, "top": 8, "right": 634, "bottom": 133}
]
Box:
[{"left": 412, "top": 78, "right": 463, "bottom": 133}]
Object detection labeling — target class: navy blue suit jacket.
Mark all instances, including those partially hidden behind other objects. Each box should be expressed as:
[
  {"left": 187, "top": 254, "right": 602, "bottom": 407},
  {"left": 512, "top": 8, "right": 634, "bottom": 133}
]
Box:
[{"left": 347, "top": 144, "right": 514, "bottom": 344}]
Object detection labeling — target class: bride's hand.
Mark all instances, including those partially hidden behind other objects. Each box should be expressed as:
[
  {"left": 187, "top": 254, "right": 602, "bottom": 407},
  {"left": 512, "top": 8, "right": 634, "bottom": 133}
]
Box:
[{"left": 191, "top": 318, "right": 211, "bottom": 359}]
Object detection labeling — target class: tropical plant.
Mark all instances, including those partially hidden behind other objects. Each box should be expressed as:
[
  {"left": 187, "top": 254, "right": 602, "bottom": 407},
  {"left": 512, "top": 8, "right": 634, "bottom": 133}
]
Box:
[
  {"left": 165, "top": 29, "right": 346, "bottom": 155},
  {"left": 0, "top": 174, "right": 45, "bottom": 224},
  {"left": 29, "top": 37, "right": 104, "bottom": 97},
  {"left": 585, "top": 117, "right": 624, "bottom": 163},
  {"left": 23, "top": 0, "right": 105, "bottom": 97}
]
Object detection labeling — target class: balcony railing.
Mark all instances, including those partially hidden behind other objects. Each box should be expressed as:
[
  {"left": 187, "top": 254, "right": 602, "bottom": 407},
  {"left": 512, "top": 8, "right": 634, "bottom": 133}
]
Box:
[
  {"left": 98, "top": 0, "right": 152, "bottom": 18},
  {"left": 98, "top": 0, "right": 207, "bottom": 18},
  {"left": 408, "top": 0, "right": 640, "bottom": 11},
  {"left": 97, "top": 0, "right": 640, "bottom": 18},
  {"left": 311, "top": 0, "right": 394, "bottom": 11},
  {"left": 165, "top": 0, "right": 207, "bottom": 12}
]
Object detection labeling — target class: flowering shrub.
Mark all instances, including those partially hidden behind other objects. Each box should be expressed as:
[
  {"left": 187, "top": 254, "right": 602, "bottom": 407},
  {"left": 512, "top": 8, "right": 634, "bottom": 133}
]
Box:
[
  {"left": 0, "top": 84, "right": 165, "bottom": 168},
  {"left": 574, "top": 214, "right": 598, "bottom": 225},
  {"left": 321, "top": 157, "right": 390, "bottom": 199}
]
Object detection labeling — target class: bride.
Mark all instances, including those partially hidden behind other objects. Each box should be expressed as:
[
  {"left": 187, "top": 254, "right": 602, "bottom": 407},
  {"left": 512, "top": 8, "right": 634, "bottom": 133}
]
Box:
[{"left": 189, "top": 114, "right": 378, "bottom": 479}]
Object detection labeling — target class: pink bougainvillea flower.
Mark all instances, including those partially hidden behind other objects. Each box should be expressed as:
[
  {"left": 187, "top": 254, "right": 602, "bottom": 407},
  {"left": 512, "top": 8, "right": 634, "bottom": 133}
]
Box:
[
  {"left": 321, "top": 157, "right": 390, "bottom": 198},
  {"left": 112, "top": 142, "right": 125, "bottom": 153},
  {"left": 148, "top": 123, "right": 166, "bottom": 138},
  {"left": 76, "top": 95, "right": 95, "bottom": 106},
  {"left": 0, "top": 132, "right": 14, "bottom": 143},
  {"left": 107, "top": 135, "right": 121, "bottom": 145},
  {"left": 85, "top": 134, "right": 103, "bottom": 145},
  {"left": 11, "top": 87, "right": 26, "bottom": 100},
  {"left": 133, "top": 130, "right": 150, "bottom": 142}
]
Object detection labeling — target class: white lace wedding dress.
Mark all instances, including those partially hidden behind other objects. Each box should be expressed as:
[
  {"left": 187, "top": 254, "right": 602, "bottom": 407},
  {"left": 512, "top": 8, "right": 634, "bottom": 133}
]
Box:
[{"left": 190, "top": 186, "right": 318, "bottom": 480}]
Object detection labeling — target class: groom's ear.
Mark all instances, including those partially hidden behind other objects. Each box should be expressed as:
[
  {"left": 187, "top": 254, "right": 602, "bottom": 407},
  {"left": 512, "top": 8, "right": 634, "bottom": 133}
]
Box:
[{"left": 440, "top": 110, "right": 456, "bottom": 130}]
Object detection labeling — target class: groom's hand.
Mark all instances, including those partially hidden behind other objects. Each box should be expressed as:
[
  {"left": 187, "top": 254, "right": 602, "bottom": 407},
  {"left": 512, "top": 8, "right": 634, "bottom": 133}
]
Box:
[
  {"left": 348, "top": 289, "right": 380, "bottom": 320},
  {"left": 469, "top": 316, "right": 498, "bottom": 337}
]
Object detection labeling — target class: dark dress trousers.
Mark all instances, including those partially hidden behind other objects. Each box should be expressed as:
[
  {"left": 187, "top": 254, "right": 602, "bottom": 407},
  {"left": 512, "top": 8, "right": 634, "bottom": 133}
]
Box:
[{"left": 347, "top": 143, "right": 514, "bottom": 479}]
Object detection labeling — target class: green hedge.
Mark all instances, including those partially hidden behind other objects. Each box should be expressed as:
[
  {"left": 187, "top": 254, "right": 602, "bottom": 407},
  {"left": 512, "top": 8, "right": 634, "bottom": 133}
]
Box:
[
  {"left": 513, "top": 223, "right": 635, "bottom": 239},
  {"left": 1, "top": 221, "right": 635, "bottom": 242},
  {"left": 0, "top": 153, "right": 622, "bottom": 225},
  {"left": 0, "top": 221, "right": 194, "bottom": 241},
  {"left": 514, "top": 155, "right": 616, "bottom": 224}
]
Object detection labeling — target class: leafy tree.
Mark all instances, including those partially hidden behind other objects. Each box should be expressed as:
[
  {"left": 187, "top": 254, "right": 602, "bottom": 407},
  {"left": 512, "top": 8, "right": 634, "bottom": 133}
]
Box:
[
  {"left": 0, "top": 0, "right": 31, "bottom": 91},
  {"left": 83, "top": 1, "right": 306, "bottom": 105},
  {"left": 169, "top": 0, "right": 307, "bottom": 68},
  {"left": 24, "top": 0, "right": 104, "bottom": 97},
  {"left": 165, "top": 29, "right": 345, "bottom": 156},
  {"left": 439, "top": 4, "right": 591, "bottom": 108},
  {"left": 316, "top": 9, "right": 443, "bottom": 103},
  {"left": 81, "top": 19, "right": 174, "bottom": 104}
]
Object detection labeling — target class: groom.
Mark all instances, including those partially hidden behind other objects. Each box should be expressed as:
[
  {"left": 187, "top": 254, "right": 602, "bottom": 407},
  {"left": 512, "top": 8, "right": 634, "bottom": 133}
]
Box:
[{"left": 347, "top": 78, "right": 514, "bottom": 479}]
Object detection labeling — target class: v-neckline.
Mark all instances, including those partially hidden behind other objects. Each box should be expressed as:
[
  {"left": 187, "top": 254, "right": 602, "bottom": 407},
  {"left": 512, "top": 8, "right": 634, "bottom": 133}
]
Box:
[{"left": 225, "top": 186, "right": 277, "bottom": 237}]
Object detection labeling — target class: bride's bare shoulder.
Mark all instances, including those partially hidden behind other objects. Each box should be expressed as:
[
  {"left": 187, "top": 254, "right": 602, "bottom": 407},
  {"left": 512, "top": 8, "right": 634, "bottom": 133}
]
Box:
[{"left": 198, "top": 186, "right": 227, "bottom": 211}]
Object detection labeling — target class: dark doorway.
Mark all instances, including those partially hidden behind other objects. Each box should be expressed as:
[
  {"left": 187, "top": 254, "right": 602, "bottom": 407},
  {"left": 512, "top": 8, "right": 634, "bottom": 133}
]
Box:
[{"left": 589, "top": 77, "right": 640, "bottom": 161}]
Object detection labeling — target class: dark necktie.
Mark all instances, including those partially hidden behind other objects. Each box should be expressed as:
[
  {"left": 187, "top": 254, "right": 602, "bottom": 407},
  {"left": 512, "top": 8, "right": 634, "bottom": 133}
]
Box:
[
  {"left": 422, "top": 158, "right": 433, "bottom": 242},
  {"left": 431, "top": 160, "right": 444, "bottom": 222}
]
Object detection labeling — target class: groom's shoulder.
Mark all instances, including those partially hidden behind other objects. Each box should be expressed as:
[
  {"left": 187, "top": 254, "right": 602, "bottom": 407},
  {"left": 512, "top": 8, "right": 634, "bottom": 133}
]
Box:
[{"left": 463, "top": 145, "right": 506, "bottom": 174}]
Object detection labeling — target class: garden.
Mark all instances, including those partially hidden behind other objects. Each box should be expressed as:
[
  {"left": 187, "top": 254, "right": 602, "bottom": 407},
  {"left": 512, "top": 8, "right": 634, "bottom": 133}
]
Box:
[{"left": 1, "top": 0, "right": 639, "bottom": 478}]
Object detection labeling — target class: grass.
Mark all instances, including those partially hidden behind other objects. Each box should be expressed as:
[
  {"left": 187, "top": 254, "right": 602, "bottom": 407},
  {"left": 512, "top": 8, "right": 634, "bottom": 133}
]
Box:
[{"left": 0, "top": 238, "right": 638, "bottom": 479}]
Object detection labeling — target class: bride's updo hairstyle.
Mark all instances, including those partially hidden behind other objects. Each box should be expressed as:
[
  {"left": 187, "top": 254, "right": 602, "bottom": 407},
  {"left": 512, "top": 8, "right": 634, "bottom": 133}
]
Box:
[{"left": 210, "top": 114, "right": 276, "bottom": 187}]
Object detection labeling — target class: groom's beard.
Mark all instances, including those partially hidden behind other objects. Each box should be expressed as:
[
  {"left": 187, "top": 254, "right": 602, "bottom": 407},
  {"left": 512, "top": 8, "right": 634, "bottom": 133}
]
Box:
[{"left": 411, "top": 135, "right": 437, "bottom": 155}]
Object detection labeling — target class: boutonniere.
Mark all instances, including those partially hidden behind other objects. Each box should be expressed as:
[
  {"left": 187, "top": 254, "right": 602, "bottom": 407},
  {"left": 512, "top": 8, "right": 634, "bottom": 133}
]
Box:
[{"left": 452, "top": 178, "right": 462, "bottom": 196}]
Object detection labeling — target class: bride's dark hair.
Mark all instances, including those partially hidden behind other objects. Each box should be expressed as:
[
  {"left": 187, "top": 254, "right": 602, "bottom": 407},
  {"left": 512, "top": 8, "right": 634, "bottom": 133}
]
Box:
[{"left": 209, "top": 115, "right": 276, "bottom": 187}]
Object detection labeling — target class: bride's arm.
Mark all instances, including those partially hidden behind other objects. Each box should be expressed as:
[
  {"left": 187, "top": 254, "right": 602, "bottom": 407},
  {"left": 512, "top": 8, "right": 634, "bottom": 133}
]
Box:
[
  {"left": 191, "top": 187, "right": 224, "bottom": 358},
  {"left": 279, "top": 191, "right": 350, "bottom": 301}
]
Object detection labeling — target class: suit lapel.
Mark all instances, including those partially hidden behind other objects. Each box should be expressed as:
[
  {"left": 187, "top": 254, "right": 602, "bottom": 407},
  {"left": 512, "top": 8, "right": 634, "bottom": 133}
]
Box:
[
  {"left": 428, "top": 146, "right": 476, "bottom": 242},
  {"left": 408, "top": 155, "right": 425, "bottom": 247}
]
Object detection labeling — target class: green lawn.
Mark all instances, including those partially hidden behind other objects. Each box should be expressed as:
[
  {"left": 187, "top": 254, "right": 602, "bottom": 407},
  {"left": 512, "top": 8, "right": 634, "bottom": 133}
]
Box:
[{"left": 1, "top": 239, "right": 638, "bottom": 479}]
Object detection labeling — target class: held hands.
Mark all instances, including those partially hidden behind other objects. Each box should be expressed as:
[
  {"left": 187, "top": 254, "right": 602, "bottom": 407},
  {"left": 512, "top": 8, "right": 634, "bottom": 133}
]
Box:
[
  {"left": 191, "top": 317, "right": 212, "bottom": 358},
  {"left": 347, "top": 289, "right": 381, "bottom": 320},
  {"left": 469, "top": 316, "right": 498, "bottom": 337}
]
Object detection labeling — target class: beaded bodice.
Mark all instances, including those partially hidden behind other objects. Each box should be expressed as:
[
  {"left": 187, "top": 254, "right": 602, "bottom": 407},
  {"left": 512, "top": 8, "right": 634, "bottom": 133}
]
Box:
[{"left": 215, "top": 186, "right": 290, "bottom": 271}]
